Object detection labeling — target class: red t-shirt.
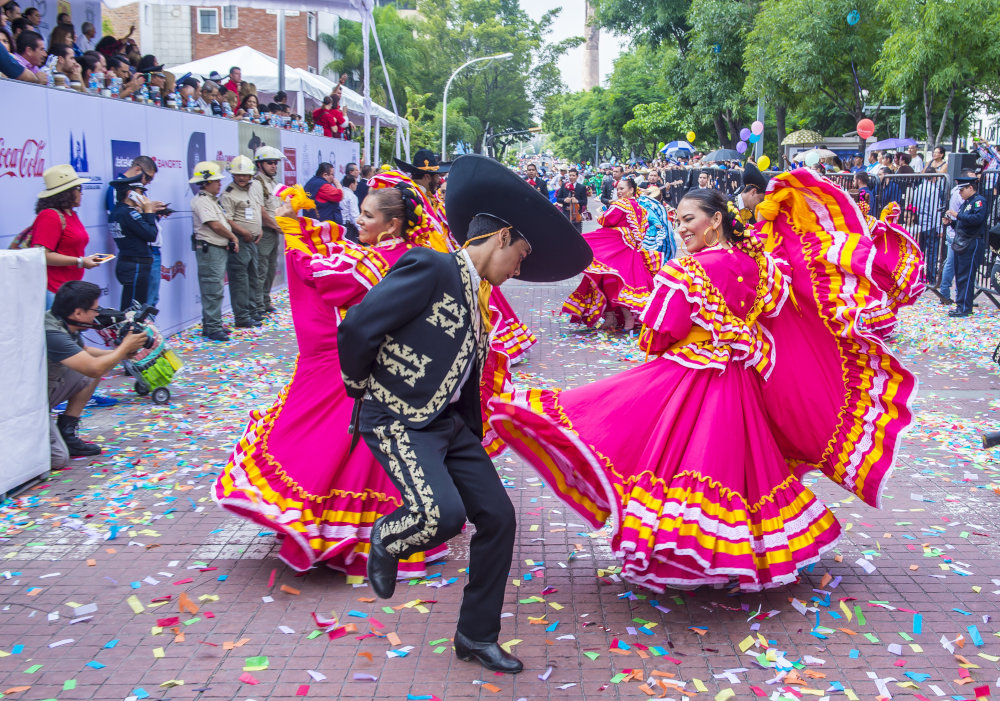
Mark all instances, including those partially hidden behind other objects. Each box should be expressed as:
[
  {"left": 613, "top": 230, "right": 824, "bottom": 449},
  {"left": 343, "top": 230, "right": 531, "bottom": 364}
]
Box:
[
  {"left": 32, "top": 208, "right": 90, "bottom": 292},
  {"left": 312, "top": 107, "right": 346, "bottom": 137},
  {"left": 223, "top": 78, "right": 240, "bottom": 95}
]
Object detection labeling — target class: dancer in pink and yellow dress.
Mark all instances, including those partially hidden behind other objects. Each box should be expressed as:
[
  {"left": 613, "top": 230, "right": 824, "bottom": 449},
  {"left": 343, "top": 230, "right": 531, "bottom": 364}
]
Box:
[
  {"left": 213, "top": 184, "right": 453, "bottom": 576},
  {"left": 490, "top": 172, "right": 917, "bottom": 591},
  {"left": 563, "top": 178, "right": 661, "bottom": 330},
  {"left": 859, "top": 200, "right": 926, "bottom": 337}
]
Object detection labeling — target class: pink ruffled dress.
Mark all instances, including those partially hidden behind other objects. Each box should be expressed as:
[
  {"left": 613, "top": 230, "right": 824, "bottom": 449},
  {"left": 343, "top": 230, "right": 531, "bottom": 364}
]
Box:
[
  {"left": 212, "top": 215, "right": 451, "bottom": 575},
  {"left": 491, "top": 169, "right": 918, "bottom": 592},
  {"left": 864, "top": 202, "right": 926, "bottom": 337},
  {"left": 563, "top": 198, "right": 662, "bottom": 327}
]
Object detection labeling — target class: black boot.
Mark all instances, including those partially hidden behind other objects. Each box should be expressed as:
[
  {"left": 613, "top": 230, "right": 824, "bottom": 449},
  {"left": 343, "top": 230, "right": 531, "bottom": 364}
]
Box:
[
  {"left": 56, "top": 414, "right": 102, "bottom": 457},
  {"left": 454, "top": 630, "right": 524, "bottom": 674},
  {"left": 367, "top": 516, "right": 399, "bottom": 599}
]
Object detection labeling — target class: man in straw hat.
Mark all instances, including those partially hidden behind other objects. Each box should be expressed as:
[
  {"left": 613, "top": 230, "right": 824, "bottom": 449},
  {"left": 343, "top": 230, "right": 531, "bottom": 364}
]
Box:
[
  {"left": 338, "top": 155, "right": 593, "bottom": 675},
  {"left": 190, "top": 160, "right": 240, "bottom": 341}
]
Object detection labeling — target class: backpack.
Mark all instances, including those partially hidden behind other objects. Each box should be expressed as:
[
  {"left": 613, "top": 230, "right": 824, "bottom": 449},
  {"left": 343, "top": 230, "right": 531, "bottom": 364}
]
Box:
[{"left": 8, "top": 209, "right": 66, "bottom": 250}]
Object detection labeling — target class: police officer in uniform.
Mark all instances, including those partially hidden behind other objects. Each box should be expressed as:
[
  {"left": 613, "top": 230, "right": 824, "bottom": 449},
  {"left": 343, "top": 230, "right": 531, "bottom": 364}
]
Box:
[
  {"left": 190, "top": 161, "right": 240, "bottom": 341},
  {"left": 730, "top": 162, "right": 769, "bottom": 228},
  {"left": 220, "top": 155, "right": 264, "bottom": 328},
  {"left": 253, "top": 146, "right": 285, "bottom": 315},
  {"left": 946, "top": 175, "right": 988, "bottom": 318},
  {"left": 338, "top": 155, "right": 592, "bottom": 676}
]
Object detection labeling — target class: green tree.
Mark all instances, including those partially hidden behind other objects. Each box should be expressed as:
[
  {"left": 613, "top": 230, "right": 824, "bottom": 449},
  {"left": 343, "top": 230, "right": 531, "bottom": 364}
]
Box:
[
  {"left": 875, "top": 0, "right": 1000, "bottom": 148},
  {"left": 591, "top": 0, "right": 692, "bottom": 48},
  {"left": 682, "top": 0, "right": 759, "bottom": 148},
  {"left": 418, "top": 0, "right": 580, "bottom": 156},
  {"left": 320, "top": 5, "right": 428, "bottom": 115},
  {"left": 745, "top": 0, "right": 888, "bottom": 133}
]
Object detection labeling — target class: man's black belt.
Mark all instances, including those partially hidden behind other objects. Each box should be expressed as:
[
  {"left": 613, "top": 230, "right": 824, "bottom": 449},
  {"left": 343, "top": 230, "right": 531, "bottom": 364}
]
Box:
[{"left": 119, "top": 255, "right": 154, "bottom": 264}]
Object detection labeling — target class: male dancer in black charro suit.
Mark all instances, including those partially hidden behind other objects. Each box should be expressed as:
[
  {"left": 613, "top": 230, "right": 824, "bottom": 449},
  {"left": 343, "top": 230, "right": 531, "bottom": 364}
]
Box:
[{"left": 338, "top": 155, "right": 591, "bottom": 674}]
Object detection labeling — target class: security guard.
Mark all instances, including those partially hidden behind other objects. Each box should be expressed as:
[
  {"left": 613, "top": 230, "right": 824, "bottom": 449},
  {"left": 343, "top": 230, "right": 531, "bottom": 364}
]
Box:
[
  {"left": 220, "top": 155, "right": 264, "bottom": 328},
  {"left": 253, "top": 146, "right": 285, "bottom": 315},
  {"left": 190, "top": 161, "right": 240, "bottom": 341},
  {"left": 730, "top": 162, "right": 769, "bottom": 228},
  {"left": 946, "top": 176, "right": 988, "bottom": 318}
]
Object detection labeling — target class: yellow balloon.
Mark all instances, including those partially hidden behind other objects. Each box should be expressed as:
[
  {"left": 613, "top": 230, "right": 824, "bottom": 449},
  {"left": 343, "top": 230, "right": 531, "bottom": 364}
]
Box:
[
  {"left": 757, "top": 155, "right": 771, "bottom": 171},
  {"left": 686, "top": 131, "right": 696, "bottom": 143}
]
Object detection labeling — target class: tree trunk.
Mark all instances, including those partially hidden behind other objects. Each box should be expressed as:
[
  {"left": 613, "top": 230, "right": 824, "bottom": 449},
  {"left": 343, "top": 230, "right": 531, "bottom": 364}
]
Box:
[
  {"left": 774, "top": 103, "right": 787, "bottom": 153},
  {"left": 950, "top": 109, "right": 960, "bottom": 154},
  {"left": 712, "top": 112, "right": 727, "bottom": 149},
  {"left": 923, "top": 76, "right": 936, "bottom": 150},
  {"left": 934, "top": 84, "right": 955, "bottom": 152},
  {"left": 724, "top": 110, "right": 740, "bottom": 150}
]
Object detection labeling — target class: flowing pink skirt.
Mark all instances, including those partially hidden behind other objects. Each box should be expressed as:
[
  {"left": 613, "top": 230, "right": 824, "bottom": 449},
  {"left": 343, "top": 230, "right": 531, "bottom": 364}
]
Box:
[
  {"left": 563, "top": 229, "right": 662, "bottom": 327},
  {"left": 489, "top": 357, "right": 841, "bottom": 592},
  {"left": 215, "top": 353, "right": 449, "bottom": 575}
]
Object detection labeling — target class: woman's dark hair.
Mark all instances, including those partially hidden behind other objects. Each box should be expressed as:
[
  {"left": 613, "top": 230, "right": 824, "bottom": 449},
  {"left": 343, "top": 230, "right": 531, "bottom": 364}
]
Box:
[
  {"left": 329, "top": 92, "right": 341, "bottom": 109},
  {"left": 36, "top": 188, "right": 79, "bottom": 213},
  {"left": 679, "top": 188, "right": 745, "bottom": 244},
  {"left": 933, "top": 146, "right": 945, "bottom": 157},
  {"left": 52, "top": 280, "right": 101, "bottom": 320},
  {"left": 619, "top": 177, "right": 637, "bottom": 197},
  {"left": 365, "top": 187, "right": 408, "bottom": 239},
  {"left": 239, "top": 93, "right": 258, "bottom": 111},
  {"left": 322, "top": 95, "right": 332, "bottom": 107},
  {"left": 854, "top": 171, "right": 870, "bottom": 186},
  {"left": 342, "top": 174, "right": 356, "bottom": 188},
  {"left": 464, "top": 214, "right": 527, "bottom": 248}
]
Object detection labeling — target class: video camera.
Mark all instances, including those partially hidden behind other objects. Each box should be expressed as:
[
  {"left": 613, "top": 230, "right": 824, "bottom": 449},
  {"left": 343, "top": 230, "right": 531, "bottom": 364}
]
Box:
[{"left": 93, "top": 303, "right": 160, "bottom": 350}]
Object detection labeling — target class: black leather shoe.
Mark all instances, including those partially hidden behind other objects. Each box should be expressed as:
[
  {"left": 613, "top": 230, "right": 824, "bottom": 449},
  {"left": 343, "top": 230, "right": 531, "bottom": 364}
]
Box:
[
  {"left": 367, "top": 516, "right": 398, "bottom": 599},
  {"left": 454, "top": 631, "right": 524, "bottom": 674},
  {"left": 948, "top": 310, "right": 971, "bottom": 318}
]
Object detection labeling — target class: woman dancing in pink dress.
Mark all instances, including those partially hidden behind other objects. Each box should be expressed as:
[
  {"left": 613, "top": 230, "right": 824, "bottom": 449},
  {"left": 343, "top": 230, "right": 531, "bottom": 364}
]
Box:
[
  {"left": 213, "top": 185, "right": 456, "bottom": 576},
  {"left": 563, "top": 178, "right": 661, "bottom": 331},
  {"left": 490, "top": 171, "right": 917, "bottom": 591}
]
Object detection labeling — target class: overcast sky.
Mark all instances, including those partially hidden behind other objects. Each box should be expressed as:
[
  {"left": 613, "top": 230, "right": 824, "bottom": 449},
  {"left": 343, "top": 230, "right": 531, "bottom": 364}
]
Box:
[{"left": 519, "top": 0, "right": 626, "bottom": 93}]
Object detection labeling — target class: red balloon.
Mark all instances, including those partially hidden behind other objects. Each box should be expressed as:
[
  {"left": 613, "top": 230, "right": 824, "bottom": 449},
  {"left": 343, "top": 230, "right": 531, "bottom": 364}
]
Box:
[{"left": 857, "top": 118, "right": 875, "bottom": 140}]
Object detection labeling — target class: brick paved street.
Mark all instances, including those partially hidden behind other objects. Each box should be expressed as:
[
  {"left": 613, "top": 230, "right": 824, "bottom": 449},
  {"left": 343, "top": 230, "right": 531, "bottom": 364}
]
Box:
[{"left": 3, "top": 256, "right": 1000, "bottom": 700}]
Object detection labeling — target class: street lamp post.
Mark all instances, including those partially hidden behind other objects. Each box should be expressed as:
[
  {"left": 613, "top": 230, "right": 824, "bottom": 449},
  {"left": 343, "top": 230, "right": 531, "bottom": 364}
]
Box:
[{"left": 441, "top": 52, "right": 513, "bottom": 160}]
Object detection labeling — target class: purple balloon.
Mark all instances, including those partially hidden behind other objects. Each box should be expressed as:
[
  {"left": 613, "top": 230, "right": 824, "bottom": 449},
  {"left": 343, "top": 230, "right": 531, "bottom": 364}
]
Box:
[
  {"left": 736, "top": 141, "right": 748, "bottom": 154},
  {"left": 740, "top": 128, "right": 752, "bottom": 141}
]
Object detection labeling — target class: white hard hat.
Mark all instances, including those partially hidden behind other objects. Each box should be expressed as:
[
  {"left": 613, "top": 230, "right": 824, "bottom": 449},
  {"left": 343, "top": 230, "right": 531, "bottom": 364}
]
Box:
[
  {"left": 253, "top": 146, "right": 285, "bottom": 162},
  {"left": 189, "top": 161, "right": 224, "bottom": 184},
  {"left": 228, "top": 155, "right": 256, "bottom": 175}
]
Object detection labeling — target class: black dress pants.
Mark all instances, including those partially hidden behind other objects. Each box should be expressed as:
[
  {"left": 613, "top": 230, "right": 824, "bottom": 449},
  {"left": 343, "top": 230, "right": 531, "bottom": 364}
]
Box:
[
  {"left": 361, "top": 402, "right": 515, "bottom": 642},
  {"left": 953, "top": 238, "right": 985, "bottom": 315},
  {"left": 115, "top": 256, "right": 151, "bottom": 310}
]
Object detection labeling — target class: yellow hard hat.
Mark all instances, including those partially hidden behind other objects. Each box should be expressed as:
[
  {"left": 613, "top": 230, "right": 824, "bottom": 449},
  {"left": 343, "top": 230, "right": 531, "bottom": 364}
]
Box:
[
  {"left": 228, "top": 155, "right": 256, "bottom": 175},
  {"left": 189, "top": 161, "right": 224, "bottom": 184}
]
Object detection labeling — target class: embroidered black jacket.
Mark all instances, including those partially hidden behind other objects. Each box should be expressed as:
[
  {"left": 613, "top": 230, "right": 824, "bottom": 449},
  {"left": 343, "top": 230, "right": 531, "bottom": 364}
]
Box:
[{"left": 338, "top": 247, "right": 486, "bottom": 434}]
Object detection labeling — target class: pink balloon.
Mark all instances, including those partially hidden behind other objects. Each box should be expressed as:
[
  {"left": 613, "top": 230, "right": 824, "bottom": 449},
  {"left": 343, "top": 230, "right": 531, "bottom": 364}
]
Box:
[
  {"left": 751, "top": 120, "right": 764, "bottom": 136},
  {"left": 857, "top": 118, "right": 875, "bottom": 139}
]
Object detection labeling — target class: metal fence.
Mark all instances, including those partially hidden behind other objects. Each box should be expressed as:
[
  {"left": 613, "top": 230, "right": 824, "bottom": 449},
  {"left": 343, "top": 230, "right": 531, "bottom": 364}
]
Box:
[{"left": 634, "top": 166, "right": 1000, "bottom": 308}]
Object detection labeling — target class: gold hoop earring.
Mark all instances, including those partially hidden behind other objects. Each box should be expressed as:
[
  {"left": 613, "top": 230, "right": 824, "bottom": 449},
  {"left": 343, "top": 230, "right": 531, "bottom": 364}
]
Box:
[
  {"left": 376, "top": 231, "right": 394, "bottom": 243},
  {"left": 704, "top": 226, "right": 720, "bottom": 248}
]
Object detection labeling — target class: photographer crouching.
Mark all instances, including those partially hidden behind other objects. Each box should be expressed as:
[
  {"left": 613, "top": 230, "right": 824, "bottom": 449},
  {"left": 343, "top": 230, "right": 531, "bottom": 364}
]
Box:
[{"left": 47, "top": 281, "right": 147, "bottom": 467}]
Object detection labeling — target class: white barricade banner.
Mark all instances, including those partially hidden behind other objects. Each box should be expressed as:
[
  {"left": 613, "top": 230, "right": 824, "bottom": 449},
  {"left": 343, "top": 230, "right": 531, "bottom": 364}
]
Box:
[{"left": 0, "top": 82, "right": 359, "bottom": 337}]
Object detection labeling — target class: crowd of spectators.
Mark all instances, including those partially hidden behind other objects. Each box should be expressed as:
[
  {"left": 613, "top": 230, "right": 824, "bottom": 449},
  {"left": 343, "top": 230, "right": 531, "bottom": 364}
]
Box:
[{"left": 0, "top": 4, "right": 353, "bottom": 138}]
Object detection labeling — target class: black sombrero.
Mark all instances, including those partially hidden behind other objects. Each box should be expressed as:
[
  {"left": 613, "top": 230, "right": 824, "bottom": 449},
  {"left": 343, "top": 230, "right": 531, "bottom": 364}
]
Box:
[
  {"left": 735, "top": 162, "right": 769, "bottom": 194},
  {"left": 393, "top": 148, "right": 451, "bottom": 176},
  {"left": 445, "top": 154, "right": 592, "bottom": 283}
]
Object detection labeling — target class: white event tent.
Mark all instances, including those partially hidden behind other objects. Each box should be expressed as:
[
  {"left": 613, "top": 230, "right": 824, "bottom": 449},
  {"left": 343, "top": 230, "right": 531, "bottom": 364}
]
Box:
[
  {"left": 104, "top": 0, "right": 408, "bottom": 163},
  {"left": 165, "top": 46, "right": 409, "bottom": 162}
]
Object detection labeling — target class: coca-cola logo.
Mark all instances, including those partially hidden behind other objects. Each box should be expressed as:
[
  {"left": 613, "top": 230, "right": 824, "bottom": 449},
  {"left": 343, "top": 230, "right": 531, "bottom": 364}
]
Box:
[{"left": 0, "top": 138, "right": 47, "bottom": 179}]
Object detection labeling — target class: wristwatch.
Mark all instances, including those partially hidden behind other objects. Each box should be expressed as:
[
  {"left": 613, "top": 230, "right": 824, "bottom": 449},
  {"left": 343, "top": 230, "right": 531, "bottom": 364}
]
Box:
[{"left": 76, "top": 257, "right": 83, "bottom": 268}]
